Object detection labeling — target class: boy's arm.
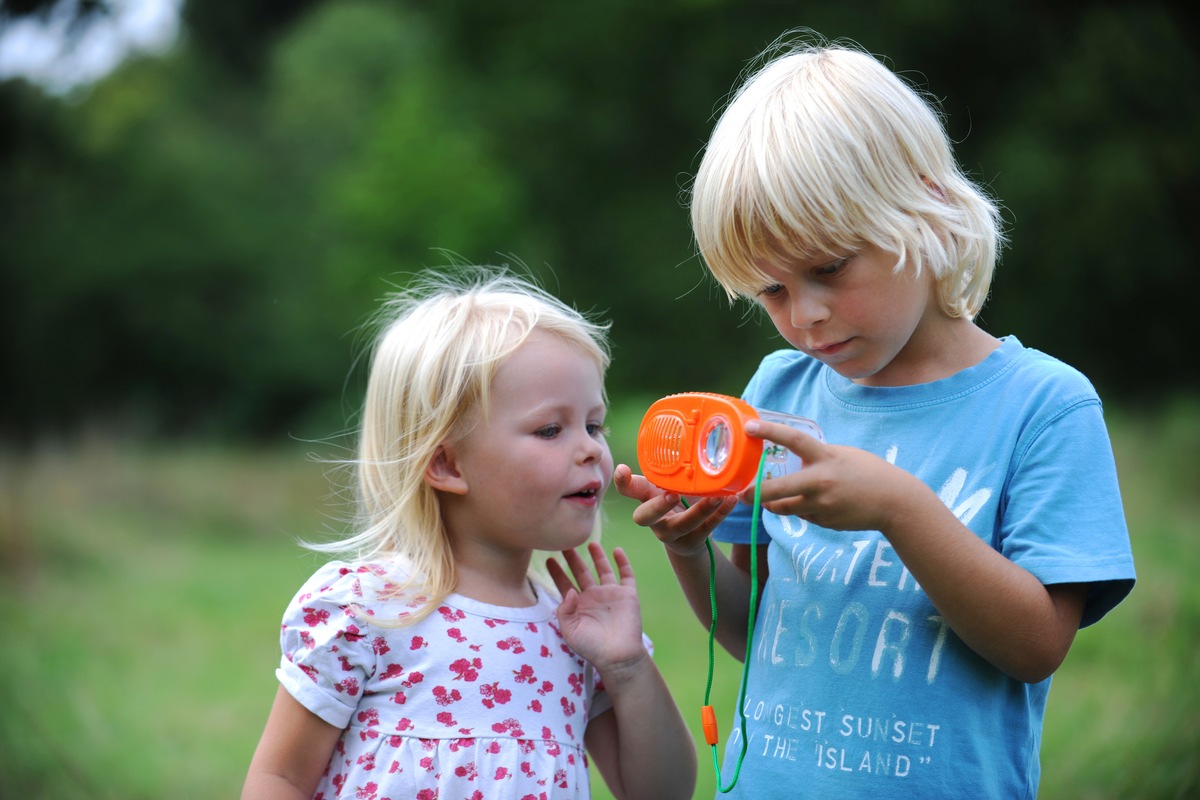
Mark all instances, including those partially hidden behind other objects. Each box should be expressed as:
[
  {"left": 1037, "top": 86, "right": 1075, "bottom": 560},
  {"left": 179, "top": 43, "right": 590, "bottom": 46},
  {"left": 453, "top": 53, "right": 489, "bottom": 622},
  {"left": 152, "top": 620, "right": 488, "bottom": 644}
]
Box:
[
  {"left": 549, "top": 544, "right": 697, "bottom": 800},
  {"left": 747, "top": 420, "right": 1088, "bottom": 683},
  {"left": 614, "top": 465, "right": 759, "bottom": 658},
  {"left": 241, "top": 686, "right": 342, "bottom": 800}
]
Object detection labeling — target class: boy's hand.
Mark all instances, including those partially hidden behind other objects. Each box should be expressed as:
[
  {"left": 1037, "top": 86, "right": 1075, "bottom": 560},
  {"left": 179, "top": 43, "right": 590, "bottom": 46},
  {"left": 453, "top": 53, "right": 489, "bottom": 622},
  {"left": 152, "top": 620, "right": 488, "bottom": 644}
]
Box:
[
  {"left": 744, "top": 420, "right": 920, "bottom": 532},
  {"left": 612, "top": 464, "right": 738, "bottom": 556}
]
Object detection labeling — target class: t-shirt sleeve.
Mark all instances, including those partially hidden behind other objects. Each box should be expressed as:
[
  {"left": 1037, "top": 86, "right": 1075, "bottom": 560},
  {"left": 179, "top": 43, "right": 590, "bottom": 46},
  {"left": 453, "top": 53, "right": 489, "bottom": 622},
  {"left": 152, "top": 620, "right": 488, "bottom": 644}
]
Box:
[
  {"left": 276, "top": 562, "right": 375, "bottom": 728},
  {"left": 999, "top": 397, "right": 1135, "bottom": 627}
]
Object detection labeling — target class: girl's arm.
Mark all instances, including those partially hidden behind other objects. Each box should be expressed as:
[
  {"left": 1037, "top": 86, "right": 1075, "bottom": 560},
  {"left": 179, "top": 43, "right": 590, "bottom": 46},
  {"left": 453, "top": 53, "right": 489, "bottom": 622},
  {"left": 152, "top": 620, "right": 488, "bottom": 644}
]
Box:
[
  {"left": 241, "top": 686, "right": 342, "bottom": 800},
  {"left": 548, "top": 544, "right": 697, "bottom": 800},
  {"left": 747, "top": 420, "right": 1088, "bottom": 683}
]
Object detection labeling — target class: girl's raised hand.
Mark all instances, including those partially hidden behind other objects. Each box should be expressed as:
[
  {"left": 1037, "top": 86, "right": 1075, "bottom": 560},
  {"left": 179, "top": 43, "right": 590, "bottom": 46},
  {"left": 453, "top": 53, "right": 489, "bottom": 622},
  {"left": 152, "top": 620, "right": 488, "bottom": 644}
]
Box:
[
  {"left": 547, "top": 543, "right": 647, "bottom": 675},
  {"left": 612, "top": 464, "right": 738, "bottom": 556}
]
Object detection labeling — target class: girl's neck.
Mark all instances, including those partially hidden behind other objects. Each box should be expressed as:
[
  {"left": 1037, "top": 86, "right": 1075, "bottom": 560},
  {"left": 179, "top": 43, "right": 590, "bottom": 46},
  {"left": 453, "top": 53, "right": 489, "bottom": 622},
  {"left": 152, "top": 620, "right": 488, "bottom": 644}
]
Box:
[{"left": 451, "top": 549, "right": 539, "bottom": 608}]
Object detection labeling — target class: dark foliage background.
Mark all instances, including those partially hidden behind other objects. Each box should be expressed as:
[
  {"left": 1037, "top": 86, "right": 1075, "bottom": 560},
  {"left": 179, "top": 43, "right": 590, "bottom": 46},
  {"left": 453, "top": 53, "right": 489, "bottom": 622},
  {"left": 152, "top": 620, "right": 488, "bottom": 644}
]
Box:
[{"left": 3, "top": 0, "right": 1197, "bottom": 441}]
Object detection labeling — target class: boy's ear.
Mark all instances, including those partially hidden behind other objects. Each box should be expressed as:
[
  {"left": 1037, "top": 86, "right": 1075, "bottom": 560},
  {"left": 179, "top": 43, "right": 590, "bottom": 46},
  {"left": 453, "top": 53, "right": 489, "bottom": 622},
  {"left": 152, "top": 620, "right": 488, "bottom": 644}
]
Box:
[{"left": 425, "top": 445, "right": 469, "bottom": 495}]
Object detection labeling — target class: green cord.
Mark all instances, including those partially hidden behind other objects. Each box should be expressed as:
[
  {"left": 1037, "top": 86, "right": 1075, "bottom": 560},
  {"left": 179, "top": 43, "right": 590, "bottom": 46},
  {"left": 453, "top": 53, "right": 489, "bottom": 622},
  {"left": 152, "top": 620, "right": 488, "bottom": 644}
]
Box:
[{"left": 685, "top": 449, "right": 769, "bottom": 793}]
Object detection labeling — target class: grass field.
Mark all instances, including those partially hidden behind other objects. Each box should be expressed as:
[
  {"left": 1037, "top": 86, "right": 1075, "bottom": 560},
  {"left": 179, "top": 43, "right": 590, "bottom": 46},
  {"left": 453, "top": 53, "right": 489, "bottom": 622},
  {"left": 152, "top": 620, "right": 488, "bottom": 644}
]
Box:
[{"left": 1, "top": 397, "right": 1197, "bottom": 799}]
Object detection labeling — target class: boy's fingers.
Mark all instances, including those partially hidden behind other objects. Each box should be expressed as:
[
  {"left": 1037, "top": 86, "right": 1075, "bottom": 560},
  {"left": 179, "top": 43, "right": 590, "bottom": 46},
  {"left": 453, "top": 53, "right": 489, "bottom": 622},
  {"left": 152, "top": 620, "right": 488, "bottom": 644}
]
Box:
[{"left": 746, "top": 419, "right": 822, "bottom": 459}]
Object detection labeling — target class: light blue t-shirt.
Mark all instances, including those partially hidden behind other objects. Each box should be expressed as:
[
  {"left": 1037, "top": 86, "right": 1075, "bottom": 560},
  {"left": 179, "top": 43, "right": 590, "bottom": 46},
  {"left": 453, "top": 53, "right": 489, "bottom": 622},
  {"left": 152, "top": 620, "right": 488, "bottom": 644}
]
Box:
[{"left": 710, "top": 336, "right": 1135, "bottom": 799}]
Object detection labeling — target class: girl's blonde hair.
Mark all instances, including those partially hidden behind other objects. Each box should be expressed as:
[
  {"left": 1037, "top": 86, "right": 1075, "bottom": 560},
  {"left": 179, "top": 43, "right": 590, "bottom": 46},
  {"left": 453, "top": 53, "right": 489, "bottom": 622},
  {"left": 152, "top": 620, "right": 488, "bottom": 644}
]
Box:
[
  {"left": 312, "top": 268, "right": 610, "bottom": 623},
  {"left": 690, "top": 35, "right": 1004, "bottom": 319}
]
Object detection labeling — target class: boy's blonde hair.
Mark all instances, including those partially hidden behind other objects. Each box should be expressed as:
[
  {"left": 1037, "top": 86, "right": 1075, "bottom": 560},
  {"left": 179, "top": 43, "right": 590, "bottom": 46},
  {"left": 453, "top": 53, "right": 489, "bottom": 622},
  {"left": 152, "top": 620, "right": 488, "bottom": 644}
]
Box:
[
  {"left": 313, "top": 268, "right": 610, "bottom": 622},
  {"left": 691, "top": 36, "right": 1004, "bottom": 319}
]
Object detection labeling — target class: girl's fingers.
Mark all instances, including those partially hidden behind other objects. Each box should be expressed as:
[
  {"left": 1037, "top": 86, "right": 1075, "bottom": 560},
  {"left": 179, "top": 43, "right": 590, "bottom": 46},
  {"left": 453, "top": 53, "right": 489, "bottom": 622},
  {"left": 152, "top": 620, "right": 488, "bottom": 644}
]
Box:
[
  {"left": 610, "top": 546, "right": 636, "bottom": 586},
  {"left": 560, "top": 546, "right": 595, "bottom": 591}
]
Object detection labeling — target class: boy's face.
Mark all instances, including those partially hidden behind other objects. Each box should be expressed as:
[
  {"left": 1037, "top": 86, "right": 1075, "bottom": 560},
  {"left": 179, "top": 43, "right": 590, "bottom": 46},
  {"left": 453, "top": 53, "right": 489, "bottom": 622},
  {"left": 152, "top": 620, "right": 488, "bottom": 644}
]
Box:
[
  {"left": 439, "top": 330, "right": 612, "bottom": 555},
  {"left": 753, "top": 244, "right": 949, "bottom": 386}
]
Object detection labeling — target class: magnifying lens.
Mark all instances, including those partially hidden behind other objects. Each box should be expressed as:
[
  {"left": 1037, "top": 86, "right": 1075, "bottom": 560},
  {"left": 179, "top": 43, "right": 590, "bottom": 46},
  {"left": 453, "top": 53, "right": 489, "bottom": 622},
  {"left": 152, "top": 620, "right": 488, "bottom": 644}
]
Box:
[{"left": 636, "top": 392, "right": 823, "bottom": 497}]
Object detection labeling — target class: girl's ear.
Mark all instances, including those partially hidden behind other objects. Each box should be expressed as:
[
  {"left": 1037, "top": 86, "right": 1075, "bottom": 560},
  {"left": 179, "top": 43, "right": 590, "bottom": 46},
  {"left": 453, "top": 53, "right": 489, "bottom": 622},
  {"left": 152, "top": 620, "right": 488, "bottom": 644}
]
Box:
[{"left": 425, "top": 444, "right": 469, "bottom": 495}]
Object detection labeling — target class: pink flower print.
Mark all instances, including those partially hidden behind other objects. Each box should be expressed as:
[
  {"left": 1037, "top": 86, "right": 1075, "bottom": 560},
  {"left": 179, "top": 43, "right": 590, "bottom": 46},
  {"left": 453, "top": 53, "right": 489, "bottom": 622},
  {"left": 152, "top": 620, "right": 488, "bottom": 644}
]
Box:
[
  {"left": 513, "top": 664, "right": 536, "bottom": 684},
  {"left": 539, "top": 645, "right": 552, "bottom": 658},
  {"left": 565, "top": 723, "right": 575, "bottom": 741},
  {"left": 517, "top": 738, "right": 536, "bottom": 755},
  {"left": 335, "top": 677, "right": 360, "bottom": 697},
  {"left": 520, "top": 761, "right": 535, "bottom": 778},
  {"left": 356, "top": 708, "right": 380, "bottom": 741},
  {"left": 450, "top": 658, "right": 482, "bottom": 682},
  {"left": 537, "top": 680, "right": 554, "bottom": 696},
  {"left": 487, "top": 742, "right": 502, "bottom": 755},
  {"left": 419, "top": 755, "right": 435, "bottom": 772},
  {"left": 338, "top": 655, "right": 354, "bottom": 672},
  {"left": 497, "top": 636, "right": 526, "bottom": 654},
  {"left": 410, "top": 635, "right": 427, "bottom": 650},
  {"left": 439, "top": 606, "right": 466, "bottom": 623},
  {"left": 491, "top": 718, "right": 525, "bottom": 737},
  {"left": 526, "top": 622, "right": 539, "bottom": 633},
  {"left": 436, "top": 710, "right": 458, "bottom": 727},
  {"left": 299, "top": 664, "right": 319, "bottom": 683},
  {"left": 402, "top": 671, "right": 425, "bottom": 689},
  {"left": 432, "top": 685, "right": 462, "bottom": 706},
  {"left": 528, "top": 699, "right": 542, "bottom": 713},
  {"left": 388, "top": 760, "right": 402, "bottom": 774},
  {"left": 396, "top": 718, "right": 413, "bottom": 732},
  {"left": 302, "top": 607, "right": 330, "bottom": 627},
  {"left": 454, "top": 762, "right": 479, "bottom": 781},
  {"left": 447, "top": 627, "right": 468, "bottom": 643},
  {"left": 299, "top": 631, "right": 315, "bottom": 649},
  {"left": 494, "top": 767, "right": 510, "bottom": 780},
  {"left": 380, "top": 663, "right": 405, "bottom": 680},
  {"left": 479, "top": 682, "right": 512, "bottom": 709},
  {"left": 555, "top": 768, "right": 569, "bottom": 788},
  {"left": 468, "top": 792, "right": 484, "bottom": 800},
  {"left": 390, "top": 691, "right": 407, "bottom": 705},
  {"left": 353, "top": 782, "right": 378, "bottom": 800},
  {"left": 567, "top": 673, "right": 584, "bottom": 696},
  {"left": 448, "top": 737, "right": 476, "bottom": 753},
  {"left": 560, "top": 696, "right": 576, "bottom": 716},
  {"left": 343, "top": 624, "right": 365, "bottom": 643},
  {"left": 372, "top": 636, "right": 389, "bottom": 656},
  {"left": 544, "top": 729, "right": 560, "bottom": 756},
  {"left": 417, "top": 788, "right": 438, "bottom": 800},
  {"left": 356, "top": 751, "right": 377, "bottom": 771}
]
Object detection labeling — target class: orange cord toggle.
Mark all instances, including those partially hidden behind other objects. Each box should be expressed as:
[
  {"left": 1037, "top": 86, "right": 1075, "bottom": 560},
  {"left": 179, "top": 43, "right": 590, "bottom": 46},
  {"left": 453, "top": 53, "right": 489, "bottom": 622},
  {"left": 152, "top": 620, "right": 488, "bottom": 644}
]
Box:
[{"left": 701, "top": 705, "right": 720, "bottom": 746}]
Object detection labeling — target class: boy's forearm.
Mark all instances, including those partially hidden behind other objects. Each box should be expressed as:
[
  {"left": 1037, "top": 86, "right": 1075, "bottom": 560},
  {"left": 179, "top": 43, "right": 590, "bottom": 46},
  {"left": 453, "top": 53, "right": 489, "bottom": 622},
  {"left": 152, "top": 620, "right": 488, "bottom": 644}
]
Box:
[
  {"left": 879, "top": 475, "right": 1084, "bottom": 682},
  {"left": 667, "top": 544, "right": 753, "bottom": 659}
]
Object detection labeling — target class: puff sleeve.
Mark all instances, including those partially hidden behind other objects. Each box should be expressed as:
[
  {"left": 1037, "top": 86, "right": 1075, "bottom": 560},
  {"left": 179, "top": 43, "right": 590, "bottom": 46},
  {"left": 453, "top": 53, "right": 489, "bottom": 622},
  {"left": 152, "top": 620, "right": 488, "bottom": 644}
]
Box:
[{"left": 276, "top": 561, "right": 377, "bottom": 728}]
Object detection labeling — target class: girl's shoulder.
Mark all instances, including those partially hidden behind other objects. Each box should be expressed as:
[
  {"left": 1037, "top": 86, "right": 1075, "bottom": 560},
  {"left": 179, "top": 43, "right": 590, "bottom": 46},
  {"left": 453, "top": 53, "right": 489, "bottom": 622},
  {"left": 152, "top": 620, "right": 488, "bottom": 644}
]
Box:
[{"left": 290, "top": 560, "right": 424, "bottom": 616}]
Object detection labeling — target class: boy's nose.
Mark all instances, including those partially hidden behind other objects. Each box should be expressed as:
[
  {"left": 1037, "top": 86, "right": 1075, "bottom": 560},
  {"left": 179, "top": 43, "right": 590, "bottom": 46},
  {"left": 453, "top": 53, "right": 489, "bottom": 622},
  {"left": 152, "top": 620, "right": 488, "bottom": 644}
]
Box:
[{"left": 790, "top": 294, "right": 828, "bottom": 329}]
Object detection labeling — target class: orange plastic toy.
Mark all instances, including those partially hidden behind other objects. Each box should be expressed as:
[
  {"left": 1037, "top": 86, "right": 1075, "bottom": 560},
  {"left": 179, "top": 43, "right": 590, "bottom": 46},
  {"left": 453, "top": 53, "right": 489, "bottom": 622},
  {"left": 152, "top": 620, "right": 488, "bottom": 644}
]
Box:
[{"left": 636, "top": 392, "right": 822, "bottom": 497}]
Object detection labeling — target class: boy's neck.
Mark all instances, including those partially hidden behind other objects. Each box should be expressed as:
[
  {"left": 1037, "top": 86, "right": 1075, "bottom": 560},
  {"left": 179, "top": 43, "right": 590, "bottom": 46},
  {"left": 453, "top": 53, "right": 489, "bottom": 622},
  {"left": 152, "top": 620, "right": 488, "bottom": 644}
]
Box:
[{"left": 856, "top": 317, "right": 999, "bottom": 387}]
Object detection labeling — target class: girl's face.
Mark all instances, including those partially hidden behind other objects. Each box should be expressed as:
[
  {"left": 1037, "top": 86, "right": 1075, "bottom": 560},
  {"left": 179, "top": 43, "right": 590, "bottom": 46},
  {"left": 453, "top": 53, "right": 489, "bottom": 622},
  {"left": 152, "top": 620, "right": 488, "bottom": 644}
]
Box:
[
  {"left": 754, "top": 243, "right": 952, "bottom": 386},
  {"left": 442, "top": 330, "right": 612, "bottom": 558}
]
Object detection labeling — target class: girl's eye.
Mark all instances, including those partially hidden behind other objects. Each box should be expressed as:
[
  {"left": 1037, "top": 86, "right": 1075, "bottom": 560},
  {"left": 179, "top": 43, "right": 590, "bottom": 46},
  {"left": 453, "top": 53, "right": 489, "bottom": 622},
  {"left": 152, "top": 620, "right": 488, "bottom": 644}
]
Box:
[
  {"left": 757, "top": 283, "right": 785, "bottom": 299},
  {"left": 587, "top": 422, "right": 609, "bottom": 438},
  {"left": 535, "top": 424, "right": 562, "bottom": 439}
]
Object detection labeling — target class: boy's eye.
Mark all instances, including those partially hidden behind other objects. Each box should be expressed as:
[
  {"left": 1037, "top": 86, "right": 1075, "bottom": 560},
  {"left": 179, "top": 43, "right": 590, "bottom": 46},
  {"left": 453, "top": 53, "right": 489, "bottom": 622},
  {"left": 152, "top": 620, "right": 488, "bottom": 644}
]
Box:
[
  {"left": 814, "top": 257, "right": 849, "bottom": 277},
  {"left": 757, "top": 283, "right": 785, "bottom": 299}
]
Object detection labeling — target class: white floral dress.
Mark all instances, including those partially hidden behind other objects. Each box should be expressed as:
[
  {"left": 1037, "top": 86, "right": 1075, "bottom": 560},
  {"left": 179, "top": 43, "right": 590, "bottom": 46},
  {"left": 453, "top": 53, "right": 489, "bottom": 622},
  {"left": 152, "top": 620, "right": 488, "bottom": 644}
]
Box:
[{"left": 276, "top": 561, "right": 615, "bottom": 800}]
